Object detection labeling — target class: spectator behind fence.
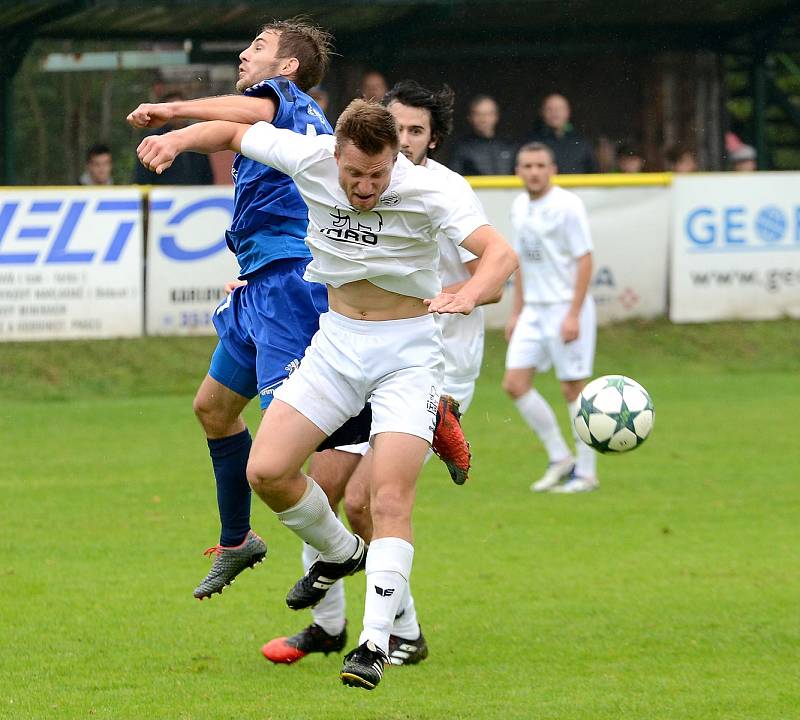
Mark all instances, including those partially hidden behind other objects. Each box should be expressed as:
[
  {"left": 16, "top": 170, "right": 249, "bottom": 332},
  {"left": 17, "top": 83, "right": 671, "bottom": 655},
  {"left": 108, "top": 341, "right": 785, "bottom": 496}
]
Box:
[
  {"left": 729, "top": 144, "right": 757, "bottom": 171},
  {"left": 616, "top": 142, "right": 645, "bottom": 173},
  {"left": 80, "top": 143, "right": 113, "bottom": 185},
  {"left": 449, "top": 95, "right": 515, "bottom": 175},
  {"left": 360, "top": 70, "right": 388, "bottom": 101},
  {"left": 308, "top": 85, "right": 330, "bottom": 114},
  {"left": 526, "top": 93, "right": 597, "bottom": 174},
  {"left": 665, "top": 143, "right": 698, "bottom": 173},
  {"left": 132, "top": 92, "right": 214, "bottom": 185}
]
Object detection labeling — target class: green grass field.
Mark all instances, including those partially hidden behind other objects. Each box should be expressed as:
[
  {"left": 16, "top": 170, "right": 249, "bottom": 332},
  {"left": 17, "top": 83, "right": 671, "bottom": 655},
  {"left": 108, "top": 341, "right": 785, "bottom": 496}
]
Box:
[{"left": 1, "top": 320, "right": 799, "bottom": 719}]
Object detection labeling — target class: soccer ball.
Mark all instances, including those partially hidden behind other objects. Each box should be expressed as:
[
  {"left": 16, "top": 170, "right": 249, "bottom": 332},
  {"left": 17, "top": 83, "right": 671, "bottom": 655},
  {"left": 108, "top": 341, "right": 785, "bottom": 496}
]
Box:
[{"left": 573, "top": 375, "right": 654, "bottom": 453}]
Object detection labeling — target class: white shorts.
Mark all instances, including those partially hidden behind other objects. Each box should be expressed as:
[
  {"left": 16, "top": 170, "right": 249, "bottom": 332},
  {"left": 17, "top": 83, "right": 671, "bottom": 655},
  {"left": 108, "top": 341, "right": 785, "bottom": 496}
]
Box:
[
  {"left": 275, "top": 310, "right": 444, "bottom": 444},
  {"left": 335, "top": 374, "right": 476, "bottom": 457},
  {"left": 505, "top": 298, "right": 596, "bottom": 381},
  {"left": 443, "top": 375, "right": 476, "bottom": 414}
]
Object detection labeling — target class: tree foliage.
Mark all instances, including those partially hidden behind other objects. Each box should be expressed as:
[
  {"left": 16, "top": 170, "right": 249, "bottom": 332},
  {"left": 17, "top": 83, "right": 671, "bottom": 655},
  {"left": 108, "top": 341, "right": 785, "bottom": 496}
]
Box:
[{"left": 13, "top": 40, "right": 156, "bottom": 185}]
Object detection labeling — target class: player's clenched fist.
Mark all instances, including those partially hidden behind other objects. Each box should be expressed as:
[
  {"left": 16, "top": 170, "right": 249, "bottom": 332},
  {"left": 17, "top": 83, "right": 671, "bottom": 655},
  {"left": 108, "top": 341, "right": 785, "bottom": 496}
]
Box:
[
  {"left": 137, "top": 135, "right": 179, "bottom": 175},
  {"left": 127, "top": 103, "right": 173, "bottom": 129}
]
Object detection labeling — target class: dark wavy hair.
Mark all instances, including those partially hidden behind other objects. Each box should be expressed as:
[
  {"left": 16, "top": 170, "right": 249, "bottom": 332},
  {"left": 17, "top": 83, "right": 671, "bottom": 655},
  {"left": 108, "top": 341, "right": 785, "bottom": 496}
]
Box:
[{"left": 383, "top": 80, "right": 455, "bottom": 155}]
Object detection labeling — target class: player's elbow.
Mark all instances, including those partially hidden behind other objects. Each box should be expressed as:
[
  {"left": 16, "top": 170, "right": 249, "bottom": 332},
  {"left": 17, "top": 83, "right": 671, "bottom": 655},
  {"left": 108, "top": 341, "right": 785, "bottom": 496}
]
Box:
[
  {"left": 486, "top": 285, "right": 504, "bottom": 305},
  {"left": 499, "top": 243, "right": 519, "bottom": 279}
]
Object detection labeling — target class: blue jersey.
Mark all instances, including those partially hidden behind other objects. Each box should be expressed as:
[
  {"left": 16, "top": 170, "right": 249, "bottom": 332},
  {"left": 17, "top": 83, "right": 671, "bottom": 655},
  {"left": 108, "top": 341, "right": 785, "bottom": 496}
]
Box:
[{"left": 227, "top": 77, "right": 333, "bottom": 278}]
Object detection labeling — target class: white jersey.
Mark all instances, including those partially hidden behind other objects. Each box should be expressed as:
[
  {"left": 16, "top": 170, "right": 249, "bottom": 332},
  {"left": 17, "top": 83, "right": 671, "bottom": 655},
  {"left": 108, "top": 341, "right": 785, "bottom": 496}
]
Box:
[
  {"left": 241, "top": 122, "right": 487, "bottom": 300},
  {"left": 510, "top": 185, "right": 593, "bottom": 304},
  {"left": 425, "top": 158, "right": 485, "bottom": 382}
]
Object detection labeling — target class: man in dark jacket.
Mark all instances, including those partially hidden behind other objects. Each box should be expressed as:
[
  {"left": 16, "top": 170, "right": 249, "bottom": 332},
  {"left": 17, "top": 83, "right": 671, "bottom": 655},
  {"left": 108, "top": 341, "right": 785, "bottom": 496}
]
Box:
[
  {"left": 450, "top": 95, "right": 515, "bottom": 176},
  {"left": 527, "top": 93, "right": 596, "bottom": 174}
]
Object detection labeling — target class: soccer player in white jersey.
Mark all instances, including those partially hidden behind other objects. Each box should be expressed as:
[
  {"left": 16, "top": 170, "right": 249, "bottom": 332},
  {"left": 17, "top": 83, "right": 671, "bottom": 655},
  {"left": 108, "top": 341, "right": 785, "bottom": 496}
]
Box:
[
  {"left": 261, "top": 80, "right": 495, "bottom": 668},
  {"left": 503, "top": 142, "right": 598, "bottom": 493},
  {"left": 137, "top": 100, "right": 517, "bottom": 690}
]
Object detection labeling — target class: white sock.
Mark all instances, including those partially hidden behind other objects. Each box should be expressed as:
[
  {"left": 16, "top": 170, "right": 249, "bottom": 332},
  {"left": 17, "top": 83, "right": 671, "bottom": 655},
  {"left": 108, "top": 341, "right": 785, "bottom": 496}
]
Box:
[
  {"left": 515, "top": 389, "right": 571, "bottom": 462},
  {"left": 359, "top": 537, "right": 414, "bottom": 655},
  {"left": 391, "top": 582, "right": 420, "bottom": 640},
  {"left": 568, "top": 398, "right": 597, "bottom": 479},
  {"left": 303, "top": 543, "right": 346, "bottom": 636},
  {"left": 276, "top": 476, "right": 358, "bottom": 563}
]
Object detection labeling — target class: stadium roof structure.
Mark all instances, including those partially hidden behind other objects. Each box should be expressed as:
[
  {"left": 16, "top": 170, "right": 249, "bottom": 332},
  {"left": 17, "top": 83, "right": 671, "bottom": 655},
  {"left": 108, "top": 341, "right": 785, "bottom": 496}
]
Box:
[
  {"left": 1, "top": 0, "right": 800, "bottom": 180},
  {"left": 2, "top": 1, "right": 800, "bottom": 50}
]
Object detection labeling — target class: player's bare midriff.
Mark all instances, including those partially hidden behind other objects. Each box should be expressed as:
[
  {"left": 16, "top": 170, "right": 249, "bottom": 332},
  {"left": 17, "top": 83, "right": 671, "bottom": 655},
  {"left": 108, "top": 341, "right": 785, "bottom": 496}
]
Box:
[{"left": 327, "top": 280, "right": 428, "bottom": 321}]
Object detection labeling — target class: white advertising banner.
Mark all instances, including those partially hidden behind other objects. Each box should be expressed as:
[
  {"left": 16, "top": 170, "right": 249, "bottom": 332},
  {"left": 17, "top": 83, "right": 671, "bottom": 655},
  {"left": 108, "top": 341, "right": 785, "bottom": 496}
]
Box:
[
  {"left": 0, "top": 188, "right": 143, "bottom": 341},
  {"left": 475, "top": 185, "right": 670, "bottom": 328},
  {"left": 146, "top": 187, "right": 239, "bottom": 336},
  {"left": 670, "top": 173, "right": 800, "bottom": 322}
]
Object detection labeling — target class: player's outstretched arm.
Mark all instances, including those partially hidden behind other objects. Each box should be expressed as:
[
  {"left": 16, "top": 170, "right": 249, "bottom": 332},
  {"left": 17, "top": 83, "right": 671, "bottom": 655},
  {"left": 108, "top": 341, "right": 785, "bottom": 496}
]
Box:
[
  {"left": 425, "top": 225, "right": 518, "bottom": 314},
  {"left": 127, "top": 95, "right": 277, "bottom": 129},
  {"left": 137, "top": 120, "right": 249, "bottom": 175}
]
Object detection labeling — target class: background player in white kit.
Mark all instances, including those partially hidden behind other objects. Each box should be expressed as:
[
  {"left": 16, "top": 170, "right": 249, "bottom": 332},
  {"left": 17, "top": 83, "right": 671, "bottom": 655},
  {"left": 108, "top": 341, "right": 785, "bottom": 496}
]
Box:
[
  {"left": 502, "top": 142, "right": 599, "bottom": 493},
  {"left": 261, "top": 80, "right": 496, "bottom": 668},
  {"left": 138, "top": 100, "right": 517, "bottom": 689}
]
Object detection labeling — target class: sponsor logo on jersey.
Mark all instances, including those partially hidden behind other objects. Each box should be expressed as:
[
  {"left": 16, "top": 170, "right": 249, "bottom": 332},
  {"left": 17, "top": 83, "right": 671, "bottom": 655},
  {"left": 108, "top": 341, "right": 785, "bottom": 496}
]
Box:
[{"left": 321, "top": 206, "right": 383, "bottom": 246}]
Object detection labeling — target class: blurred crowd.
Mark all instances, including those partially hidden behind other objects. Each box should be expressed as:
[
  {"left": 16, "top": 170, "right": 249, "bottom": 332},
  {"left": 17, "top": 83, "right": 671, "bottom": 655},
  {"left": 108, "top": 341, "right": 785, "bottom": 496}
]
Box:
[
  {"left": 347, "top": 72, "right": 760, "bottom": 177},
  {"left": 85, "top": 70, "right": 760, "bottom": 186},
  {"left": 437, "top": 85, "right": 758, "bottom": 176}
]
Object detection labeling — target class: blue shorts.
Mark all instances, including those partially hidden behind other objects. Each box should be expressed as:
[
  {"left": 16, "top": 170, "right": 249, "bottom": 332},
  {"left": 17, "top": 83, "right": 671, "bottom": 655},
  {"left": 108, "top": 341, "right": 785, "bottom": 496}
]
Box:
[{"left": 209, "top": 257, "right": 328, "bottom": 409}]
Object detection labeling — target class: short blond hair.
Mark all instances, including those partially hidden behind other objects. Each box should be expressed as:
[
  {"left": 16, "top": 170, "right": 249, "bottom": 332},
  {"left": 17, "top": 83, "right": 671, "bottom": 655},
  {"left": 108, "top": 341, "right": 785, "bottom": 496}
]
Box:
[{"left": 334, "top": 99, "right": 399, "bottom": 156}]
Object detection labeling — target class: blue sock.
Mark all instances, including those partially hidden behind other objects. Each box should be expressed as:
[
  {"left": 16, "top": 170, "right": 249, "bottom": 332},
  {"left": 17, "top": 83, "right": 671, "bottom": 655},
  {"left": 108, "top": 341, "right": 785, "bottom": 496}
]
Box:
[{"left": 207, "top": 429, "right": 252, "bottom": 547}]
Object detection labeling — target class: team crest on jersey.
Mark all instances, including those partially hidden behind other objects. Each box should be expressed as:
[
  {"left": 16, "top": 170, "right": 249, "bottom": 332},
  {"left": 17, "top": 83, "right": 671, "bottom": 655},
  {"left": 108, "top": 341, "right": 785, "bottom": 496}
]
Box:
[
  {"left": 321, "top": 206, "right": 383, "bottom": 246},
  {"left": 379, "top": 191, "right": 400, "bottom": 206}
]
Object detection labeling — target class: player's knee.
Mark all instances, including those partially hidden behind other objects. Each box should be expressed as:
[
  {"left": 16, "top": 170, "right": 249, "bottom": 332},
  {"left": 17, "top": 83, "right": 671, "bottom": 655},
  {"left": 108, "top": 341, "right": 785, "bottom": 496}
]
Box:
[
  {"left": 371, "top": 486, "right": 412, "bottom": 526},
  {"left": 343, "top": 493, "right": 370, "bottom": 537},
  {"left": 246, "top": 456, "right": 288, "bottom": 495},
  {"left": 560, "top": 381, "right": 583, "bottom": 403},
  {"left": 502, "top": 374, "right": 527, "bottom": 399},
  {"left": 193, "top": 393, "right": 222, "bottom": 432},
  {"left": 193, "top": 392, "right": 240, "bottom": 436}
]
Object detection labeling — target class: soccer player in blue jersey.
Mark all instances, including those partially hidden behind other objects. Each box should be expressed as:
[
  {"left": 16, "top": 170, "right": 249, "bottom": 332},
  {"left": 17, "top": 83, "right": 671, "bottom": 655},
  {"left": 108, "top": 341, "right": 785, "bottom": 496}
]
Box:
[
  {"left": 128, "top": 21, "right": 470, "bottom": 600},
  {"left": 128, "top": 20, "right": 335, "bottom": 598}
]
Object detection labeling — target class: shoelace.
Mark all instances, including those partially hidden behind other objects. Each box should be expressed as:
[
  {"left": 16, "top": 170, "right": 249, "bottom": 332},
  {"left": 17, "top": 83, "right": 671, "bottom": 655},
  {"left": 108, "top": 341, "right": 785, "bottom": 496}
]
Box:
[{"left": 203, "top": 545, "right": 223, "bottom": 557}]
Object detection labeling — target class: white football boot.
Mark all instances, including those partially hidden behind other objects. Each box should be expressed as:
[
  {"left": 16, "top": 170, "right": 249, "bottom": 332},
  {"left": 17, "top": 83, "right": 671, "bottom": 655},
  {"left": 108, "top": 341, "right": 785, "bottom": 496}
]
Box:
[
  {"left": 531, "top": 456, "right": 575, "bottom": 492},
  {"left": 550, "top": 472, "right": 599, "bottom": 494}
]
